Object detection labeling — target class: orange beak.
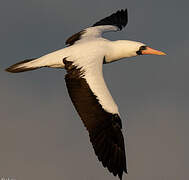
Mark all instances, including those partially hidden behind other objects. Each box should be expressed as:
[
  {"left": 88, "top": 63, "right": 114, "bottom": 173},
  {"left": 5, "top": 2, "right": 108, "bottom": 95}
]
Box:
[{"left": 142, "top": 47, "right": 166, "bottom": 55}]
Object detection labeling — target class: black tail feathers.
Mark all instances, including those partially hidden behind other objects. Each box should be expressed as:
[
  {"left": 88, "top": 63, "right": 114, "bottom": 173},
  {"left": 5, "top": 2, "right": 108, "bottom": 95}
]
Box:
[{"left": 5, "top": 58, "right": 41, "bottom": 73}]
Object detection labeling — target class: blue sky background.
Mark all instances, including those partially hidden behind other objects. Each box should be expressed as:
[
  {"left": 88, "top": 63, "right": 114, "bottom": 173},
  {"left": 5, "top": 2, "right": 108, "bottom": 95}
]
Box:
[{"left": 0, "top": 0, "right": 188, "bottom": 179}]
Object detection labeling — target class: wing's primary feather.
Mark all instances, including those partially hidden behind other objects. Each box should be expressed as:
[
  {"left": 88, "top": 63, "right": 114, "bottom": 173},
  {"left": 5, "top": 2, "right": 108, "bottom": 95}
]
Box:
[
  {"left": 63, "top": 58, "right": 127, "bottom": 179},
  {"left": 92, "top": 9, "right": 128, "bottom": 30}
]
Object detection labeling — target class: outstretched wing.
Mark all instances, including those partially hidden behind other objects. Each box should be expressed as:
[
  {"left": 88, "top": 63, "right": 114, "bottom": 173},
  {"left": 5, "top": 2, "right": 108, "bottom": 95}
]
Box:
[
  {"left": 66, "top": 9, "right": 128, "bottom": 46},
  {"left": 63, "top": 57, "right": 127, "bottom": 179}
]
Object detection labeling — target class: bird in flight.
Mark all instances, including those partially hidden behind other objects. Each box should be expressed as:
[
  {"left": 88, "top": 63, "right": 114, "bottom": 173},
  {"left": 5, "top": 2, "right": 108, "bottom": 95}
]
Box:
[{"left": 6, "top": 9, "right": 166, "bottom": 180}]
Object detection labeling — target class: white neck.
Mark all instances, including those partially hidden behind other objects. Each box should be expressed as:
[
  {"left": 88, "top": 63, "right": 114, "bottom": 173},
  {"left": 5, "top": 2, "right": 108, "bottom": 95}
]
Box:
[{"left": 105, "top": 40, "right": 145, "bottom": 63}]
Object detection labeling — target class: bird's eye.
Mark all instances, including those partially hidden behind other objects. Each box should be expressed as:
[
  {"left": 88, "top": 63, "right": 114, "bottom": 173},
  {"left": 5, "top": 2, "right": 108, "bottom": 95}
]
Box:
[
  {"left": 136, "top": 46, "right": 147, "bottom": 55},
  {"left": 140, "top": 46, "right": 147, "bottom": 50}
]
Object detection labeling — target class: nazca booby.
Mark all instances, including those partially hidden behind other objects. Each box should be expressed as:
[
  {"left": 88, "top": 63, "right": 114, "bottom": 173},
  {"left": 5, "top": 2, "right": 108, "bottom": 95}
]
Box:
[{"left": 6, "top": 9, "right": 166, "bottom": 180}]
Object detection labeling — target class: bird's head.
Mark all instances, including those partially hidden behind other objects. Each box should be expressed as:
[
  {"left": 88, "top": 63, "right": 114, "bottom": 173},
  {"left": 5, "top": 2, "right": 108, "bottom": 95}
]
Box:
[
  {"left": 118, "top": 40, "right": 166, "bottom": 57},
  {"left": 106, "top": 40, "right": 166, "bottom": 63},
  {"left": 136, "top": 45, "right": 166, "bottom": 56}
]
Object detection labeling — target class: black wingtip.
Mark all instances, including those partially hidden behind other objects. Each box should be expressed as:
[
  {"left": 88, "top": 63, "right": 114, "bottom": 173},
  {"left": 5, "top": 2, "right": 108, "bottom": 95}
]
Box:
[
  {"left": 89, "top": 114, "right": 127, "bottom": 180},
  {"left": 92, "top": 9, "right": 128, "bottom": 30}
]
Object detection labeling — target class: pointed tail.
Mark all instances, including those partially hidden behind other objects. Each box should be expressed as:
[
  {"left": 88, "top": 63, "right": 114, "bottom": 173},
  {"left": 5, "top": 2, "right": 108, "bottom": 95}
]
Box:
[{"left": 5, "top": 58, "right": 44, "bottom": 73}]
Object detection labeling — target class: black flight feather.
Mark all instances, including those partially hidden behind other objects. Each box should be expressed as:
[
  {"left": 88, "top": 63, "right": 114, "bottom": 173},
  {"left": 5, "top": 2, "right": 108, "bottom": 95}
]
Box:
[{"left": 92, "top": 9, "right": 128, "bottom": 30}]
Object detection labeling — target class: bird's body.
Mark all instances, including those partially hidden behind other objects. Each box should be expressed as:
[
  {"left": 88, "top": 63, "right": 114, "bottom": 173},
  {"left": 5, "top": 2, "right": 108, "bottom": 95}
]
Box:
[
  {"left": 6, "top": 9, "right": 166, "bottom": 180},
  {"left": 12, "top": 31, "right": 144, "bottom": 69}
]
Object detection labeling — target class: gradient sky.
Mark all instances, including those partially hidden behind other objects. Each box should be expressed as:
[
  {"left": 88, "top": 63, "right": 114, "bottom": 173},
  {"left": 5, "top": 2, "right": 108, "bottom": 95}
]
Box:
[{"left": 1, "top": 0, "right": 188, "bottom": 180}]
